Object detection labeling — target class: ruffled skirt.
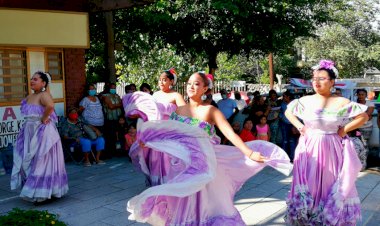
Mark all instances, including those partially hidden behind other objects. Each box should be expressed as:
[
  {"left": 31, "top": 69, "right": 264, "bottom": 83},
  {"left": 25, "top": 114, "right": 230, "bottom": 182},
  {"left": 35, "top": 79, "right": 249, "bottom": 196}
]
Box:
[
  {"left": 127, "top": 120, "right": 292, "bottom": 225},
  {"left": 285, "top": 133, "right": 362, "bottom": 225},
  {"left": 11, "top": 119, "right": 68, "bottom": 202}
]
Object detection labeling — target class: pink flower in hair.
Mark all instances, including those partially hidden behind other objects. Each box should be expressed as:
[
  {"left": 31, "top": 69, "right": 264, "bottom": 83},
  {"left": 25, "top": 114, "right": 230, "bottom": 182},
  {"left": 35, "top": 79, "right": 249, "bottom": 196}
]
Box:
[
  {"left": 312, "top": 59, "right": 339, "bottom": 78},
  {"left": 319, "top": 60, "right": 335, "bottom": 70},
  {"left": 206, "top": 74, "right": 214, "bottom": 89}
]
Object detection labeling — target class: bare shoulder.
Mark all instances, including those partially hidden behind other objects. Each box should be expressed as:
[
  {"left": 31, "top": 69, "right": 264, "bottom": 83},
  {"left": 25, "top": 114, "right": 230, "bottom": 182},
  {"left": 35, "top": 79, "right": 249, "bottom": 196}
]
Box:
[
  {"left": 40, "top": 91, "right": 54, "bottom": 104},
  {"left": 296, "top": 95, "right": 311, "bottom": 105},
  {"left": 338, "top": 96, "right": 350, "bottom": 105},
  {"left": 175, "top": 104, "right": 188, "bottom": 115}
]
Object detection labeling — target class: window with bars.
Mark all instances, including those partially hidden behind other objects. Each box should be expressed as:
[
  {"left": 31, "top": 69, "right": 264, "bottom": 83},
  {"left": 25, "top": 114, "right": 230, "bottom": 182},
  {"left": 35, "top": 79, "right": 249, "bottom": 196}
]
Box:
[
  {"left": 47, "top": 51, "right": 63, "bottom": 80},
  {"left": 0, "top": 49, "right": 27, "bottom": 103}
]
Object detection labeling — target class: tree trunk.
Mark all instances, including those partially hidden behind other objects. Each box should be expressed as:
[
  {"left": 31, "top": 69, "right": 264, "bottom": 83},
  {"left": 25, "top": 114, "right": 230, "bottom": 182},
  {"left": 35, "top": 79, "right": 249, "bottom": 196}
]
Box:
[
  {"left": 268, "top": 52, "right": 274, "bottom": 89},
  {"left": 105, "top": 11, "right": 116, "bottom": 83},
  {"left": 208, "top": 51, "right": 218, "bottom": 76}
]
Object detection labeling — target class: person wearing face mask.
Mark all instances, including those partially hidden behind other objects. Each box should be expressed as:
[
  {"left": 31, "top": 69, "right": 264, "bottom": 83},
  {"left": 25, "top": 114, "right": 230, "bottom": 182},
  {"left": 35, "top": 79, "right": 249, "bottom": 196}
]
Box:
[
  {"left": 217, "top": 89, "right": 239, "bottom": 123},
  {"left": 79, "top": 84, "right": 104, "bottom": 131},
  {"left": 217, "top": 89, "right": 239, "bottom": 144},
  {"left": 102, "top": 83, "right": 123, "bottom": 156},
  {"left": 62, "top": 107, "right": 105, "bottom": 166}
]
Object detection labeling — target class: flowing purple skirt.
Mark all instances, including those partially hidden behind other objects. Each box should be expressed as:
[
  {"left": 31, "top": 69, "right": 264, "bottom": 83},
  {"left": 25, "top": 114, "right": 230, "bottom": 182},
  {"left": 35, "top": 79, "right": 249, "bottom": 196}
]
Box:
[
  {"left": 11, "top": 118, "right": 68, "bottom": 202},
  {"left": 127, "top": 120, "right": 292, "bottom": 225},
  {"left": 285, "top": 132, "right": 362, "bottom": 225}
]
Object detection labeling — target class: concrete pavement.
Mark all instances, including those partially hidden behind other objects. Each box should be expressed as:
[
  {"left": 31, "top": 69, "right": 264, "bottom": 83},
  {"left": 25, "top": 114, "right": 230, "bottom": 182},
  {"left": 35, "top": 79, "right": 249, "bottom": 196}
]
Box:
[{"left": 0, "top": 157, "right": 379, "bottom": 226}]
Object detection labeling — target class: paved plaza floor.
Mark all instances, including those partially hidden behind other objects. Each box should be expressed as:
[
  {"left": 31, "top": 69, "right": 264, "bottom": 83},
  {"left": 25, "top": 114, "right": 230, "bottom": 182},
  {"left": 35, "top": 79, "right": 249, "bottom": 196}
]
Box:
[{"left": 0, "top": 157, "right": 379, "bottom": 226}]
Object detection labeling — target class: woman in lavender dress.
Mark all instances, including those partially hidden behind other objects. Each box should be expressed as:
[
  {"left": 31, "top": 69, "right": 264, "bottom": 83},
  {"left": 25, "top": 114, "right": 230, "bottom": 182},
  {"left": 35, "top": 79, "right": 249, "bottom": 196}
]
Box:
[
  {"left": 126, "top": 72, "right": 292, "bottom": 225},
  {"left": 284, "top": 60, "right": 368, "bottom": 225},
  {"left": 123, "top": 68, "right": 185, "bottom": 186},
  {"left": 152, "top": 67, "right": 186, "bottom": 115},
  {"left": 11, "top": 71, "right": 68, "bottom": 203}
]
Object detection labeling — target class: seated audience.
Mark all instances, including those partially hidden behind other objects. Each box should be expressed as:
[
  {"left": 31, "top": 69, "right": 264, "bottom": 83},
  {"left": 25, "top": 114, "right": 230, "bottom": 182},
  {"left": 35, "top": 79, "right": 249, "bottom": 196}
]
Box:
[
  {"left": 61, "top": 107, "right": 106, "bottom": 167},
  {"left": 239, "top": 118, "right": 256, "bottom": 142}
]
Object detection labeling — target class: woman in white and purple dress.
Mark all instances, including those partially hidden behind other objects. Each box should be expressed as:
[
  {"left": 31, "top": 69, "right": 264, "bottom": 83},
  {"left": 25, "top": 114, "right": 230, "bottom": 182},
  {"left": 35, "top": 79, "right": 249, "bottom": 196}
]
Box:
[
  {"left": 125, "top": 72, "right": 292, "bottom": 225},
  {"left": 285, "top": 60, "right": 368, "bottom": 225},
  {"left": 11, "top": 71, "right": 68, "bottom": 203},
  {"left": 123, "top": 68, "right": 185, "bottom": 186}
]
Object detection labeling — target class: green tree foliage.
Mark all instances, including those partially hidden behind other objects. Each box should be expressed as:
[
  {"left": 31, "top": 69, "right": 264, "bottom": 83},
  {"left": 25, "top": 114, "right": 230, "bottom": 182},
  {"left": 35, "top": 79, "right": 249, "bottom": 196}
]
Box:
[
  {"left": 295, "top": 0, "right": 380, "bottom": 78},
  {"left": 115, "top": 0, "right": 339, "bottom": 72}
]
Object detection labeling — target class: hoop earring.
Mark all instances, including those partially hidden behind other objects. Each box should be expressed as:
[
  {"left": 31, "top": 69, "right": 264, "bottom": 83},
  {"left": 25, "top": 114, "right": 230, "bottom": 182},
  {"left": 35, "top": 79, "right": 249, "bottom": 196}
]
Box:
[
  {"left": 169, "top": 85, "right": 173, "bottom": 90},
  {"left": 42, "top": 87, "right": 46, "bottom": 92},
  {"left": 201, "top": 94, "right": 207, "bottom": 101}
]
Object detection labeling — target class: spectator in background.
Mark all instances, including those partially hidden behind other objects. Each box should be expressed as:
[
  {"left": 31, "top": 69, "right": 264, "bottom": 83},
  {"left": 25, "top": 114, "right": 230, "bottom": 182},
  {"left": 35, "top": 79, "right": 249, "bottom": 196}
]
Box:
[
  {"left": 279, "top": 90, "right": 296, "bottom": 161},
  {"left": 217, "top": 89, "right": 239, "bottom": 144},
  {"left": 233, "top": 91, "right": 248, "bottom": 131},
  {"left": 234, "top": 91, "right": 247, "bottom": 110},
  {"left": 217, "top": 89, "right": 239, "bottom": 123},
  {"left": 246, "top": 91, "right": 254, "bottom": 105},
  {"left": 124, "top": 122, "right": 137, "bottom": 154},
  {"left": 140, "top": 82, "right": 153, "bottom": 95},
  {"left": 334, "top": 88, "right": 343, "bottom": 97},
  {"left": 62, "top": 107, "right": 105, "bottom": 166},
  {"left": 239, "top": 118, "right": 256, "bottom": 142},
  {"left": 116, "top": 116, "right": 128, "bottom": 155},
  {"left": 356, "top": 89, "right": 375, "bottom": 149},
  {"left": 79, "top": 84, "right": 104, "bottom": 131},
  {"left": 249, "top": 95, "right": 269, "bottom": 125},
  {"left": 255, "top": 115, "right": 270, "bottom": 141},
  {"left": 266, "top": 89, "right": 282, "bottom": 145},
  {"left": 102, "top": 83, "right": 123, "bottom": 157},
  {"left": 125, "top": 84, "right": 137, "bottom": 94}
]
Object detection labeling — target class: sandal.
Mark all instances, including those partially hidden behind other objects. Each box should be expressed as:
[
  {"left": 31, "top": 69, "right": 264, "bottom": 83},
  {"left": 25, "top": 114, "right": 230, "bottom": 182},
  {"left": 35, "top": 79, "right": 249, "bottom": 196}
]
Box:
[
  {"left": 96, "top": 160, "right": 106, "bottom": 165},
  {"left": 83, "top": 161, "right": 92, "bottom": 167}
]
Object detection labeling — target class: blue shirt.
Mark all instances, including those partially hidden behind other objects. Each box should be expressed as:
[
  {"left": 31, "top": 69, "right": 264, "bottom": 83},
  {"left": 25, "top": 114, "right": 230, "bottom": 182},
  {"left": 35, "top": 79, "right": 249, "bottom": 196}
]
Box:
[
  {"left": 217, "top": 98, "right": 237, "bottom": 119},
  {"left": 280, "top": 102, "right": 291, "bottom": 124}
]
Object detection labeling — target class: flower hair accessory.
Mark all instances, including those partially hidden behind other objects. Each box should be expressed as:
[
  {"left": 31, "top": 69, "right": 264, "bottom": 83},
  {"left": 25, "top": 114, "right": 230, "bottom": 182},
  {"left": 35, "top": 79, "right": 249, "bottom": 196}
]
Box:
[
  {"left": 312, "top": 60, "right": 339, "bottom": 78},
  {"left": 206, "top": 73, "right": 214, "bottom": 89},
  {"left": 166, "top": 67, "right": 178, "bottom": 85},
  {"left": 45, "top": 72, "right": 52, "bottom": 84}
]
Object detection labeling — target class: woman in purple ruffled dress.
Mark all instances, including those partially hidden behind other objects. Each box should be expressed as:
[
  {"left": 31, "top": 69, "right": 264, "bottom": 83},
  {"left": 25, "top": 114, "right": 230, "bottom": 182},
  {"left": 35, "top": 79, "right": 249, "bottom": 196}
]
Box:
[
  {"left": 126, "top": 72, "right": 292, "bottom": 225},
  {"left": 152, "top": 67, "right": 186, "bottom": 117},
  {"left": 123, "top": 68, "right": 186, "bottom": 186},
  {"left": 284, "top": 60, "right": 368, "bottom": 225},
  {"left": 11, "top": 71, "right": 68, "bottom": 203}
]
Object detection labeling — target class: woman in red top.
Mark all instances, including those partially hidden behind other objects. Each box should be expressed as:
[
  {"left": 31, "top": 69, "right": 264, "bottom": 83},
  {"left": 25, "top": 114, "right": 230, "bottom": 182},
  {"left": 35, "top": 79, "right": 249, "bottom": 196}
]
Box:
[{"left": 239, "top": 118, "right": 256, "bottom": 142}]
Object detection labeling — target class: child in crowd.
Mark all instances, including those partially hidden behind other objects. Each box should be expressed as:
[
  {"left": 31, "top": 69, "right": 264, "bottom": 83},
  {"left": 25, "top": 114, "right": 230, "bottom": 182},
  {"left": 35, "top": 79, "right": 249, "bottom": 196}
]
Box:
[
  {"left": 255, "top": 115, "right": 270, "bottom": 141},
  {"left": 239, "top": 118, "right": 256, "bottom": 142},
  {"left": 124, "top": 123, "right": 137, "bottom": 153},
  {"left": 116, "top": 116, "right": 128, "bottom": 154}
]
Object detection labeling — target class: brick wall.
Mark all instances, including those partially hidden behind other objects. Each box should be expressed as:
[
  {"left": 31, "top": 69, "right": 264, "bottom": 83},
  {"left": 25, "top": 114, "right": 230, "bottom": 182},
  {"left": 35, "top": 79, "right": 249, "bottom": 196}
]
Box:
[{"left": 64, "top": 48, "right": 86, "bottom": 110}]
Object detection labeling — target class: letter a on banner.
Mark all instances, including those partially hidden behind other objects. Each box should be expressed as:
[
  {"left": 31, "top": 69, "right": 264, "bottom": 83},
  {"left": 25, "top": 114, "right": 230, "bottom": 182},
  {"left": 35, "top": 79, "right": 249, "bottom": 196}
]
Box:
[{"left": 2, "top": 108, "right": 17, "bottom": 121}]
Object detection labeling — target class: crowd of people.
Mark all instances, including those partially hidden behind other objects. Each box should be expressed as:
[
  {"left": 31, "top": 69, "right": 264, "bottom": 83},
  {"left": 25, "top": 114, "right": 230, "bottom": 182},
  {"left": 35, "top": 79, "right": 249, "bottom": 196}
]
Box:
[{"left": 10, "top": 59, "right": 373, "bottom": 225}]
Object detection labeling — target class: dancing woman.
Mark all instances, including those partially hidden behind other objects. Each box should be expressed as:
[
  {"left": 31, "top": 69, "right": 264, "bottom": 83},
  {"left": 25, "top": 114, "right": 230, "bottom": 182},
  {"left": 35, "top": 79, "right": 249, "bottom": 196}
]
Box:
[
  {"left": 123, "top": 68, "right": 185, "bottom": 185},
  {"left": 126, "top": 72, "right": 292, "bottom": 225},
  {"left": 152, "top": 67, "right": 186, "bottom": 115},
  {"left": 11, "top": 71, "right": 68, "bottom": 203},
  {"left": 284, "top": 60, "right": 368, "bottom": 225}
]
